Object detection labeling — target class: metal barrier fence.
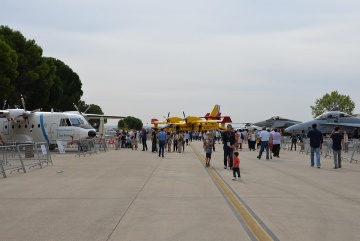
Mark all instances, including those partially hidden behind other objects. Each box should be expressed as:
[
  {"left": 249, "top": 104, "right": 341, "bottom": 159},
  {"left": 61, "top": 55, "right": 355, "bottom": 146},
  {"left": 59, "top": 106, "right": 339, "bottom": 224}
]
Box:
[
  {"left": 323, "top": 140, "right": 333, "bottom": 159},
  {"left": 299, "top": 138, "right": 360, "bottom": 164},
  {"left": 346, "top": 141, "right": 360, "bottom": 163},
  {"left": 75, "top": 139, "right": 105, "bottom": 157},
  {"left": 299, "top": 139, "right": 310, "bottom": 154},
  {"left": 0, "top": 142, "right": 52, "bottom": 178},
  {"left": 281, "top": 137, "right": 291, "bottom": 150}
]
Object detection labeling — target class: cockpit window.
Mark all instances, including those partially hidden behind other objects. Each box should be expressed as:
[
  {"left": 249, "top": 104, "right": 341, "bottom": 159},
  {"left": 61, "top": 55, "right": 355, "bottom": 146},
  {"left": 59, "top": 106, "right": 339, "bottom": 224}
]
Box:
[
  {"left": 70, "top": 118, "right": 81, "bottom": 126},
  {"left": 270, "top": 116, "right": 285, "bottom": 120},
  {"left": 315, "top": 112, "right": 351, "bottom": 120},
  {"left": 69, "top": 117, "right": 89, "bottom": 126},
  {"left": 60, "top": 118, "right": 71, "bottom": 126}
]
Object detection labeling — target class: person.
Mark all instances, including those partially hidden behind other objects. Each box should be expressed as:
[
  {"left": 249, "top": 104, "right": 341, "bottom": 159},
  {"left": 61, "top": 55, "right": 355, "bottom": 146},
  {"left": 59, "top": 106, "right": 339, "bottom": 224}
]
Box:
[
  {"left": 121, "top": 132, "right": 126, "bottom": 148},
  {"left": 248, "top": 129, "right": 256, "bottom": 151},
  {"left": 235, "top": 130, "right": 239, "bottom": 150},
  {"left": 242, "top": 129, "right": 248, "bottom": 144},
  {"left": 330, "top": 126, "right": 344, "bottom": 169},
  {"left": 272, "top": 129, "right": 281, "bottom": 158},
  {"left": 173, "top": 131, "right": 179, "bottom": 152},
  {"left": 268, "top": 130, "right": 273, "bottom": 159},
  {"left": 204, "top": 132, "right": 213, "bottom": 167},
  {"left": 157, "top": 128, "right": 167, "bottom": 157},
  {"left": 232, "top": 151, "right": 241, "bottom": 180},
  {"left": 257, "top": 127, "right": 270, "bottom": 160},
  {"left": 115, "top": 130, "right": 121, "bottom": 150},
  {"left": 141, "top": 128, "right": 148, "bottom": 151},
  {"left": 178, "top": 131, "right": 184, "bottom": 153},
  {"left": 131, "top": 131, "right": 138, "bottom": 150},
  {"left": 185, "top": 131, "right": 190, "bottom": 145},
  {"left": 222, "top": 124, "right": 236, "bottom": 169},
  {"left": 307, "top": 123, "right": 323, "bottom": 168},
  {"left": 151, "top": 129, "right": 157, "bottom": 152},
  {"left": 99, "top": 133, "right": 106, "bottom": 149},
  {"left": 238, "top": 130, "right": 243, "bottom": 150},
  {"left": 344, "top": 131, "right": 349, "bottom": 152},
  {"left": 290, "top": 130, "right": 297, "bottom": 151},
  {"left": 166, "top": 132, "right": 172, "bottom": 152},
  {"left": 255, "top": 130, "right": 261, "bottom": 149},
  {"left": 352, "top": 128, "right": 359, "bottom": 139},
  {"left": 181, "top": 131, "right": 186, "bottom": 152},
  {"left": 299, "top": 130, "right": 307, "bottom": 151},
  {"left": 215, "top": 130, "right": 221, "bottom": 144}
]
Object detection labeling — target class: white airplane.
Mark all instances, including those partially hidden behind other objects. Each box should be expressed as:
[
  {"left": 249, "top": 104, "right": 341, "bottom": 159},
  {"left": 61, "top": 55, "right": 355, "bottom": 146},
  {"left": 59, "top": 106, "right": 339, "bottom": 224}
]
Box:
[
  {"left": 0, "top": 101, "right": 123, "bottom": 149},
  {"left": 0, "top": 108, "right": 97, "bottom": 147}
]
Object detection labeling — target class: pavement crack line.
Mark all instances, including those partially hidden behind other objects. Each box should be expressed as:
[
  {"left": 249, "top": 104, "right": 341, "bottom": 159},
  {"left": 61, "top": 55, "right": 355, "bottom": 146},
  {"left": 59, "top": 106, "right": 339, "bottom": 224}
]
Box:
[
  {"left": 104, "top": 157, "right": 164, "bottom": 241},
  {"left": 190, "top": 144, "right": 278, "bottom": 241}
]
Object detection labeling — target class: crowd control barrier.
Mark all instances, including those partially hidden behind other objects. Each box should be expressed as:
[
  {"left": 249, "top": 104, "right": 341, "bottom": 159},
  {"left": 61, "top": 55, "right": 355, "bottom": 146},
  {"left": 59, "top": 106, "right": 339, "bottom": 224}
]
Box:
[
  {"left": 75, "top": 139, "right": 103, "bottom": 157},
  {"left": 0, "top": 142, "right": 53, "bottom": 178}
]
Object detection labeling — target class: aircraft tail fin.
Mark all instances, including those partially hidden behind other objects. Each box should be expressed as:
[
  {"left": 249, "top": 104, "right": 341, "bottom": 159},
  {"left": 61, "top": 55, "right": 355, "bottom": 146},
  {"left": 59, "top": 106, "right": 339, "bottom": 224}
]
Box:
[
  {"left": 220, "top": 116, "right": 232, "bottom": 129},
  {"left": 221, "top": 116, "right": 232, "bottom": 124},
  {"left": 151, "top": 119, "right": 159, "bottom": 124},
  {"left": 203, "top": 105, "right": 221, "bottom": 120},
  {"left": 210, "top": 104, "right": 220, "bottom": 117}
]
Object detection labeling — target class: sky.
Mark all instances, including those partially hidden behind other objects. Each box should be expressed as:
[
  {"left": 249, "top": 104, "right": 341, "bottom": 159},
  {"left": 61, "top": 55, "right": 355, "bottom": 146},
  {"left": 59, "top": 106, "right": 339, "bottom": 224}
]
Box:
[{"left": 1, "top": 0, "right": 360, "bottom": 126}]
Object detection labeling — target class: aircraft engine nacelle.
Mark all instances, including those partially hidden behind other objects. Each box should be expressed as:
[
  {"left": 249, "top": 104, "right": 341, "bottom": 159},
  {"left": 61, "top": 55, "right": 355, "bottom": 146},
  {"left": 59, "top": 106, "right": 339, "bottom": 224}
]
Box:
[{"left": 1, "top": 109, "right": 27, "bottom": 121}]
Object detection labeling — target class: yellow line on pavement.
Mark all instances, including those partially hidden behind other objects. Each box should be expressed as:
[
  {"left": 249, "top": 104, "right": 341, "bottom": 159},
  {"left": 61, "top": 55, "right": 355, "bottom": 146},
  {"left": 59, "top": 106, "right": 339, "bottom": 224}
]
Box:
[{"left": 191, "top": 145, "right": 273, "bottom": 241}]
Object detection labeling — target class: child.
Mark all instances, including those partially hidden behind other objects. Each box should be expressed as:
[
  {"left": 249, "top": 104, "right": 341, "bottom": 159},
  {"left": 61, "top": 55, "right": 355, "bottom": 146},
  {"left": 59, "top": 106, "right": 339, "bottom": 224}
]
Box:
[
  {"left": 232, "top": 151, "right": 241, "bottom": 180},
  {"left": 204, "top": 132, "right": 213, "bottom": 167}
]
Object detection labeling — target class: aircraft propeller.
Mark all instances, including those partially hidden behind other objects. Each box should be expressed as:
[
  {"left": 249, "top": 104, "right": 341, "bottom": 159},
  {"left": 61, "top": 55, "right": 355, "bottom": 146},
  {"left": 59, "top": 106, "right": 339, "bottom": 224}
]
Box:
[
  {"left": 11, "top": 95, "right": 39, "bottom": 123},
  {"left": 164, "top": 112, "right": 170, "bottom": 122},
  {"left": 183, "top": 111, "right": 188, "bottom": 123}
]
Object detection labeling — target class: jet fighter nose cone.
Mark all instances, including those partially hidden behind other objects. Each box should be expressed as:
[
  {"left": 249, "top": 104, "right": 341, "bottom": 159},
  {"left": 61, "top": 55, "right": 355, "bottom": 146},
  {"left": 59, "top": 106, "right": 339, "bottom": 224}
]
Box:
[{"left": 88, "top": 130, "right": 96, "bottom": 137}]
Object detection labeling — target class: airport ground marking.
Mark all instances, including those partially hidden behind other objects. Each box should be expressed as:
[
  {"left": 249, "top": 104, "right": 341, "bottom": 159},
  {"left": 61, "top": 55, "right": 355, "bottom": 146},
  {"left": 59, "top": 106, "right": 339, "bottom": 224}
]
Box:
[{"left": 191, "top": 144, "right": 274, "bottom": 241}]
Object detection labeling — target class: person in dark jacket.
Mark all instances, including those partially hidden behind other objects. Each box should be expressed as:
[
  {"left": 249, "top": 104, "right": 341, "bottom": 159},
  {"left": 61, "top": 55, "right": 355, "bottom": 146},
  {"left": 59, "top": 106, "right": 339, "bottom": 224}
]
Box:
[
  {"left": 222, "top": 124, "right": 236, "bottom": 169},
  {"left": 290, "top": 130, "right": 297, "bottom": 151},
  {"left": 307, "top": 123, "right": 323, "bottom": 168},
  {"left": 141, "top": 128, "right": 148, "bottom": 151},
  {"left": 330, "top": 126, "right": 344, "bottom": 169}
]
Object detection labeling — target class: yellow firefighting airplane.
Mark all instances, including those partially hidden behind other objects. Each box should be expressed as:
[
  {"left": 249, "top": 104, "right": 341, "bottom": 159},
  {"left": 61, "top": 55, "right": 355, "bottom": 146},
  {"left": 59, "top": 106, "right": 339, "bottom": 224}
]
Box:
[{"left": 151, "top": 105, "right": 232, "bottom": 131}]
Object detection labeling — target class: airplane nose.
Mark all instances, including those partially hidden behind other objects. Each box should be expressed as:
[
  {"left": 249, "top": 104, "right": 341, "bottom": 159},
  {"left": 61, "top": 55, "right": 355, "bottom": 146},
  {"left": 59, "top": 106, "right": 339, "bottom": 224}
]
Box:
[
  {"left": 88, "top": 130, "right": 96, "bottom": 137},
  {"left": 284, "top": 127, "right": 290, "bottom": 133}
]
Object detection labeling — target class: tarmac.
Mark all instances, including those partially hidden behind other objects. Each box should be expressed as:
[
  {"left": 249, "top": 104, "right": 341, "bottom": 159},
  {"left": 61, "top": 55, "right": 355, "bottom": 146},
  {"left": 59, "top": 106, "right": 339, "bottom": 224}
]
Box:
[{"left": 1, "top": 140, "right": 360, "bottom": 241}]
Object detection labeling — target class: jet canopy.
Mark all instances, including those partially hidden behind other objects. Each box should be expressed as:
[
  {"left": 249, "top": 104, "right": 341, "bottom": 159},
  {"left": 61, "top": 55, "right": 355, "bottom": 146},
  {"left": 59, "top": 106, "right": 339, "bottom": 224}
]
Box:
[
  {"left": 314, "top": 111, "right": 351, "bottom": 120},
  {"left": 268, "top": 116, "right": 287, "bottom": 121}
]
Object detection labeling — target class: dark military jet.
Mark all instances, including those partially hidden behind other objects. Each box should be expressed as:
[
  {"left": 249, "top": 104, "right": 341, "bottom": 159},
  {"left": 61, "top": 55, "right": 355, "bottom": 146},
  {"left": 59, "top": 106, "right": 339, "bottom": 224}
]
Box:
[
  {"left": 284, "top": 111, "right": 360, "bottom": 134},
  {"left": 254, "top": 116, "right": 301, "bottom": 129}
]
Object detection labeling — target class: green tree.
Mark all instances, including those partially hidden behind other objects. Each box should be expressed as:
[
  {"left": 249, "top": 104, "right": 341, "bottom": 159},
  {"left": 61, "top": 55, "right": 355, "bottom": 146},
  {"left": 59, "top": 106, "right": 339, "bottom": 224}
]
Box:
[
  {"left": 77, "top": 100, "right": 106, "bottom": 130},
  {"left": 0, "top": 39, "right": 18, "bottom": 108},
  {"left": 118, "top": 116, "right": 143, "bottom": 130},
  {"left": 46, "top": 58, "right": 83, "bottom": 111},
  {"left": 310, "top": 91, "right": 355, "bottom": 117},
  {"left": 0, "top": 25, "right": 56, "bottom": 110}
]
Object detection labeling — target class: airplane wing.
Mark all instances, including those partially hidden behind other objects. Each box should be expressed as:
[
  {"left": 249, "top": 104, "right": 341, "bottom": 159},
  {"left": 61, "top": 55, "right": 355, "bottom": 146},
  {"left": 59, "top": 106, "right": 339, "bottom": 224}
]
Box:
[
  {"left": 84, "top": 114, "right": 124, "bottom": 120},
  {"left": 191, "top": 120, "right": 220, "bottom": 124},
  {"left": 152, "top": 120, "right": 168, "bottom": 125},
  {"left": 168, "top": 121, "right": 186, "bottom": 125}
]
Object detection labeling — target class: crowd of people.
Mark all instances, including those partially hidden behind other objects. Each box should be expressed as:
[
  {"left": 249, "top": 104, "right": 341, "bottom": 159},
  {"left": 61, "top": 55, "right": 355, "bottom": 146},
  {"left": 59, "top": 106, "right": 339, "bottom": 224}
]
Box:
[{"left": 105, "top": 124, "right": 357, "bottom": 179}]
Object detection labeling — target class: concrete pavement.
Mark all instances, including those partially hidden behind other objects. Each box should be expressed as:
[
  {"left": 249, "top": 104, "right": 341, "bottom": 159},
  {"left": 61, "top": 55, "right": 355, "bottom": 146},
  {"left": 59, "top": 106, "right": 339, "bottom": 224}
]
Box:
[{"left": 0, "top": 140, "right": 360, "bottom": 241}]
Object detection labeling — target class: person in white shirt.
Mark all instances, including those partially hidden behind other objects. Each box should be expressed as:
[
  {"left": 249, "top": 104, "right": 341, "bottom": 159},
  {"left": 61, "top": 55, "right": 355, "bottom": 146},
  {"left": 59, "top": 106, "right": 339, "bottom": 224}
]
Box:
[
  {"left": 272, "top": 129, "right": 281, "bottom": 157},
  {"left": 257, "top": 127, "right": 270, "bottom": 160}
]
